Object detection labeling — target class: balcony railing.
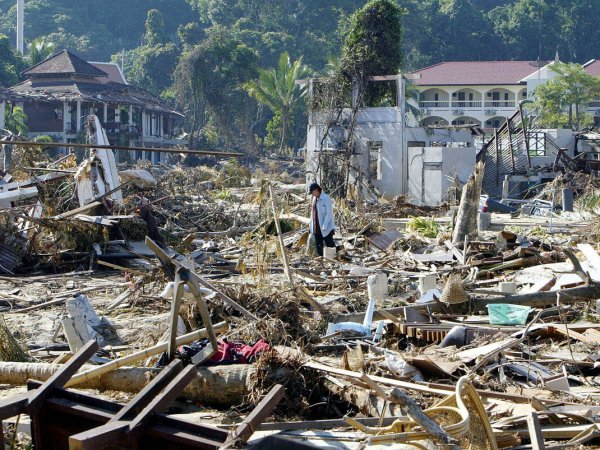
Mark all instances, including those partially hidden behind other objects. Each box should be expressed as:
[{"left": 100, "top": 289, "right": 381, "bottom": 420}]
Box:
[
  {"left": 589, "top": 101, "right": 600, "bottom": 108},
  {"left": 419, "top": 101, "right": 449, "bottom": 108},
  {"left": 451, "top": 101, "right": 482, "bottom": 108},
  {"left": 484, "top": 101, "right": 515, "bottom": 108}
]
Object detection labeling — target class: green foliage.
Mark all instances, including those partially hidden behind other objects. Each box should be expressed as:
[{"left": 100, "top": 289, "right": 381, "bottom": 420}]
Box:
[
  {"left": 533, "top": 62, "right": 600, "bottom": 131},
  {"left": 5, "top": 105, "right": 28, "bottom": 135},
  {"left": 144, "top": 9, "right": 166, "bottom": 46},
  {"left": 0, "top": 1, "right": 193, "bottom": 61},
  {"left": 193, "top": 0, "right": 363, "bottom": 68},
  {"left": 575, "top": 191, "right": 600, "bottom": 213},
  {"left": 117, "top": 43, "right": 179, "bottom": 96},
  {"left": 406, "top": 216, "right": 440, "bottom": 238},
  {"left": 0, "top": 33, "right": 22, "bottom": 86},
  {"left": 27, "top": 36, "right": 55, "bottom": 66},
  {"left": 219, "top": 159, "right": 251, "bottom": 187},
  {"left": 245, "top": 52, "right": 308, "bottom": 154},
  {"left": 211, "top": 188, "right": 236, "bottom": 202},
  {"left": 341, "top": 0, "right": 403, "bottom": 83},
  {"left": 178, "top": 22, "right": 204, "bottom": 48},
  {"left": 174, "top": 26, "right": 258, "bottom": 150}
]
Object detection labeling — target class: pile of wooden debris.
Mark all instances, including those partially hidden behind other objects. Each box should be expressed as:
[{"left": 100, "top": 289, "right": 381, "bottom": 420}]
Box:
[{"left": 0, "top": 118, "right": 599, "bottom": 449}]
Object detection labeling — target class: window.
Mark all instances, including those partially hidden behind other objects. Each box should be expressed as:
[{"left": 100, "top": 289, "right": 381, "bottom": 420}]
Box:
[{"left": 368, "top": 141, "right": 383, "bottom": 181}]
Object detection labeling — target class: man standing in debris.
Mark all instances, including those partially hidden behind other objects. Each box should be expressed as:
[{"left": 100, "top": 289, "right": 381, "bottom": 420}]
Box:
[{"left": 309, "top": 182, "right": 336, "bottom": 257}]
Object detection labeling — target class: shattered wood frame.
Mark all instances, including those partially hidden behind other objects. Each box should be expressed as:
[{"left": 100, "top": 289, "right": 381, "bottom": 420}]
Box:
[
  {"left": 145, "top": 236, "right": 258, "bottom": 365},
  {"left": 0, "top": 340, "right": 284, "bottom": 449}
]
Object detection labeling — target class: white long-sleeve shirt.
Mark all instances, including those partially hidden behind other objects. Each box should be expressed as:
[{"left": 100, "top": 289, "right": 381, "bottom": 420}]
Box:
[{"left": 309, "top": 192, "right": 335, "bottom": 236}]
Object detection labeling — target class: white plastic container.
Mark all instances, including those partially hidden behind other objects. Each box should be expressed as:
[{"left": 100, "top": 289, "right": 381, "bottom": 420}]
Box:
[
  {"left": 418, "top": 274, "right": 437, "bottom": 294},
  {"left": 323, "top": 246, "right": 336, "bottom": 260},
  {"left": 367, "top": 272, "right": 388, "bottom": 300},
  {"left": 498, "top": 282, "right": 517, "bottom": 294}
]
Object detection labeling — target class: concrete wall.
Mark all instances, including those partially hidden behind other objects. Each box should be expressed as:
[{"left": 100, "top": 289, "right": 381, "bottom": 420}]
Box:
[
  {"left": 306, "top": 105, "right": 475, "bottom": 200},
  {"left": 530, "top": 128, "right": 574, "bottom": 167},
  {"left": 305, "top": 107, "right": 405, "bottom": 198},
  {"left": 408, "top": 146, "right": 476, "bottom": 206}
]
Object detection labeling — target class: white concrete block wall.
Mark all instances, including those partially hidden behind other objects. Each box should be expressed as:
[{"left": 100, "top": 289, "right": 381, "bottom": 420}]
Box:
[{"left": 407, "top": 146, "right": 476, "bottom": 206}]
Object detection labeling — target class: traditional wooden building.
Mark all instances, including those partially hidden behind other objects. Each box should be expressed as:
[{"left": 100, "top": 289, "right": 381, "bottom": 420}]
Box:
[{"left": 3, "top": 49, "right": 184, "bottom": 162}]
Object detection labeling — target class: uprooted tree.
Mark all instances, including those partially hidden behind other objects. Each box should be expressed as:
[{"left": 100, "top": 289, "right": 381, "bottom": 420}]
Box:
[{"left": 309, "top": 0, "right": 403, "bottom": 199}]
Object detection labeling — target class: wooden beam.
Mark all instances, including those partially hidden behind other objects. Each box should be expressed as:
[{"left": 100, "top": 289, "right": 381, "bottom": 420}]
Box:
[
  {"left": 129, "top": 365, "right": 199, "bottom": 432},
  {"left": 220, "top": 384, "right": 285, "bottom": 448},
  {"left": 168, "top": 272, "right": 185, "bottom": 362},
  {"left": 145, "top": 237, "right": 257, "bottom": 321},
  {"left": 527, "top": 412, "right": 546, "bottom": 449},
  {"left": 69, "top": 421, "right": 129, "bottom": 450},
  {"left": 9, "top": 140, "right": 244, "bottom": 157},
  {"left": 27, "top": 340, "right": 98, "bottom": 414},
  {"left": 112, "top": 360, "right": 183, "bottom": 422}
]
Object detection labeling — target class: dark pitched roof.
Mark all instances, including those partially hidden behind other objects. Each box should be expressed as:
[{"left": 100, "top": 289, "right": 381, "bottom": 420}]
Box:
[
  {"left": 409, "top": 61, "right": 545, "bottom": 85},
  {"left": 90, "top": 62, "right": 128, "bottom": 85},
  {"left": 21, "top": 49, "right": 108, "bottom": 78},
  {"left": 9, "top": 80, "right": 182, "bottom": 116}
]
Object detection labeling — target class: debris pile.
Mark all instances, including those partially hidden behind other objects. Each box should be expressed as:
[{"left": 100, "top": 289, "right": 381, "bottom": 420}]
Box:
[{"left": 0, "top": 116, "right": 600, "bottom": 448}]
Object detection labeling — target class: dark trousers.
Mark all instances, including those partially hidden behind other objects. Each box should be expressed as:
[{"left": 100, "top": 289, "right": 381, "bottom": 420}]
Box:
[{"left": 315, "top": 230, "right": 335, "bottom": 257}]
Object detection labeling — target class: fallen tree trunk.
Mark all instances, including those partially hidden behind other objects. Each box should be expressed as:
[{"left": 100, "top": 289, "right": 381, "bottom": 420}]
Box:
[
  {"left": 452, "top": 162, "right": 484, "bottom": 246},
  {"left": 0, "top": 361, "right": 254, "bottom": 407},
  {"left": 471, "top": 283, "right": 600, "bottom": 310}
]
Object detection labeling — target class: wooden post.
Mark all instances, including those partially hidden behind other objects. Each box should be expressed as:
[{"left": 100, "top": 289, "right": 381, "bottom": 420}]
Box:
[
  {"left": 527, "top": 411, "right": 546, "bottom": 450},
  {"left": 506, "top": 116, "right": 516, "bottom": 172},
  {"left": 452, "top": 162, "right": 484, "bottom": 246},
  {"left": 269, "top": 184, "right": 293, "bottom": 284},
  {"left": 168, "top": 271, "right": 184, "bottom": 361}
]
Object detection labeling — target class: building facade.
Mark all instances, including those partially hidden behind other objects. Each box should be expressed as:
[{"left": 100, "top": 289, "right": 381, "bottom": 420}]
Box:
[
  {"left": 1, "top": 50, "right": 184, "bottom": 163},
  {"left": 409, "top": 60, "right": 600, "bottom": 129}
]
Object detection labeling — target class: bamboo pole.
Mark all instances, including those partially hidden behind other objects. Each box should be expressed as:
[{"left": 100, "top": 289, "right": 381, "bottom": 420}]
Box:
[{"left": 65, "top": 321, "right": 227, "bottom": 387}]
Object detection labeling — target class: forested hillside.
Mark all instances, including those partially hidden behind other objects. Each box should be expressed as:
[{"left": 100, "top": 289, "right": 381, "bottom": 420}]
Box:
[{"left": 1, "top": 0, "right": 599, "bottom": 153}]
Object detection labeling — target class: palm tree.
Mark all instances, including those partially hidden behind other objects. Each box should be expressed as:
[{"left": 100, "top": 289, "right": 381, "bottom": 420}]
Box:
[
  {"left": 5, "top": 105, "right": 28, "bottom": 134},
  {"left": 245, "top": 52, "right": 308, "bottom": 154},
  {"left": 404, "top": 80, "right": 422, "bottom": 125},
  {"left": 27, "top": 36, "right": 56, "bottom": 66}
]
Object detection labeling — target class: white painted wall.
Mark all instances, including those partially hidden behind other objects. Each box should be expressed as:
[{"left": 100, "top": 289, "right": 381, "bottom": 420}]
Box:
[
  {"left": 530, "top": 128, "right": 574, "bottom": 166},
  {"left": 306, "top": 106, "right": 475, "bottom": 201},
  {"left": 408, "top": 146, "right": 476, "bottom": 206}
]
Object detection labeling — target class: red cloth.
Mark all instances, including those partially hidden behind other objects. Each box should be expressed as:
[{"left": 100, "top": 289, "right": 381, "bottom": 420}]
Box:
[{"left": 209, "top": 339, "right": 270, "bottom": 364}]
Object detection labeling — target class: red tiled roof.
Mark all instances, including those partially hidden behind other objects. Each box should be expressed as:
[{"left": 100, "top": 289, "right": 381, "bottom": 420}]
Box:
[
  {"left": 409, "top": 61, "right": 545, "bottom": 85},
  {"left": 584, "top": 60, "right": 600, "bottom": 77}
]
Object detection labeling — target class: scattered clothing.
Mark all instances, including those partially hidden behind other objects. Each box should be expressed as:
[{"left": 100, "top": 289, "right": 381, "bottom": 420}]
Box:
[{"left": 156, "top": 338, "right": 270, "bottom": 368}]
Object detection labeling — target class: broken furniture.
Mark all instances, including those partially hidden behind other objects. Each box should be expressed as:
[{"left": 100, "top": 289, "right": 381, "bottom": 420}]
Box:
[{"left": 0, "top": 340, "right": 284, "bottom": 449}]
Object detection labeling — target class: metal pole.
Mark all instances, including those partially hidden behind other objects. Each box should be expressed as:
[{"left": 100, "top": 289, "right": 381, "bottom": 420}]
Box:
[{"left": 16, "top": 0, "right": 24, "bottom": 54}]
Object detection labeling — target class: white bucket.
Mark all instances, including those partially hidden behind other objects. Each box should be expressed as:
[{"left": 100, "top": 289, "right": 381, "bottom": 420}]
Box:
[
  {"left": 418, "top": 274, "right": 437, "bottom": 294},
  {"left": 498, "top": 282, "right": 517, "bottom": 294},
  {"left": 367, "top": 273, "right": 388, "bottom": 300},
  {"left": 323, "top": 246, "right": 336, "bottom": 260}
]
